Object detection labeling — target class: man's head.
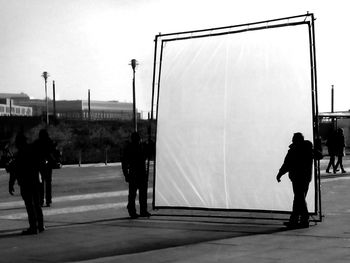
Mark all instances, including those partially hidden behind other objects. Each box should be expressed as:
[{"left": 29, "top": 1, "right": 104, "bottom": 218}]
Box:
[
  {"left": 39, "top": 129, "right": 49, "bottom": 140},
  {"left": 15, "top": 133, "right": 27, "bottom": 149},
  {"left": 292, "top": 132, "right": 304, "bottom": 145},
  {"left": 131, "top": 132, "right": 140, "bottom": 144}
]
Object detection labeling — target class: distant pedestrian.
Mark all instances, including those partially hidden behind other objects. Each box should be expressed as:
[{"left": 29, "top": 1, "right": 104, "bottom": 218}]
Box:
[
  {"left": 34, "top": 129, "right": 55, "bottom": 207},
  {"left": 276, "top": 132, "right": 314, "bottom": 229},
  {"left": 9, "top": 132, "right": 45, "bottom": 235},
  {"left": 122, "top": 132, "right": 151, "bottom": 219},
  {"left": 326, "top": 130, "right": 336, "bottom": 173},
  {"left": 334, "top": 128, "right": 346, "bottom": 173}
]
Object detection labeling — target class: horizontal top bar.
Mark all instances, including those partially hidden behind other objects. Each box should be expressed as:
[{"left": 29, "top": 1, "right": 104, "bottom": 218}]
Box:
[{"left": 156, "top": 13, "right": 313, "bottom": 39}]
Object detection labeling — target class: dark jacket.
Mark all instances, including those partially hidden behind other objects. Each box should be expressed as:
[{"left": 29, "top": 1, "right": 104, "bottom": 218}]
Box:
[
  {"left": 122, "top": 141, "right": 147, "bottom": 182},
  {"left": 278, "top": 140, "right": 313, "bottom": 182},
  {"left": 10, "top": 143, "right": 40, "bottom": 188}
]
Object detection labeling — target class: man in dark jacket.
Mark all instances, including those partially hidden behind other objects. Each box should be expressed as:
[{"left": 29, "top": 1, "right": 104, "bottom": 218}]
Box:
[
  {"left": 122, "top": 132, "right": 151, "bottom": 218},
  {"left": 276, "top": 132, "right": 313, "bottom": 228},
  {"left": 34, "top": 129, "right": 55, "bottom": 207},
  {"left": 9, "top": 133, "right": 45, "bottom": 235}
]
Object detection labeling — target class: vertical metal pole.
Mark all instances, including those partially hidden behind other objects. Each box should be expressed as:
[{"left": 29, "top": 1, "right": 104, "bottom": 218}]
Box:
[
  {"left": 9, "top": 99, "right": 12, "bottom": 116},
  {"left": 331, "top": 85, "right": 334, "bottom": 113},
  {"left": 45, "top": 78, "right": 49, "bottom": 125},
  {"left": 53, "top": 80, "right": 56, "bottom": 121},
  {"left": 132, "top": 68, "right": 137, "bottom": 132},
  {"left": 311, "top": 13, "right": 322, "bottom": 222},
  {"left": 88, "top": 89, "right": 91, "bottom": 121}
]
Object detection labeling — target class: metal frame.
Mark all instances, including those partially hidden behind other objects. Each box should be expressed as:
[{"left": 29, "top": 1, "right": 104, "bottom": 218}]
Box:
[{"left": 149, "top": 13, "right": 321, "bottom": 221}]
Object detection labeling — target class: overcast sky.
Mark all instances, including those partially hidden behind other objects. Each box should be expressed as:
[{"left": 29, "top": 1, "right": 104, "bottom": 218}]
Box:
[{"left": 0, "top": 0, "right": 349, "bottom": 113}]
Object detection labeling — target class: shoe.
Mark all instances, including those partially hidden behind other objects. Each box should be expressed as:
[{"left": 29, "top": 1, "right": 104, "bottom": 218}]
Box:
[
  {"left": 46, "top": 203, "right": 51, "bottom": 207},
  {"left": 38, "top": 227, "right": 45, "bottom": 233},
  {"left": 283, "top": 221, "right": 299, "bottom": 229},
  {"left": 21, "top": 228, "right": 38, "bottom": 235},
  {"left": 129, "top": 213, "right": 139, "bottom": 219},
  {"left": 299, "top": 222, "right": 310, "bottom": 228},
  {"left": 326, "top": 170, "right": 330, "bottom": 173},
  {"left": 140, "top": 212, "right": 152, "bottom": 217},
  {"left": 342, "top": 170, "right": 346, "bottom": 173}
]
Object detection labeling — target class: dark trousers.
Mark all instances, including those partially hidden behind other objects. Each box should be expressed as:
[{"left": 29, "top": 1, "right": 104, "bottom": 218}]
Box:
[
  {"left": 127, "top": 179, "right": 148, "bottom": 215},
  {"left": 21, "top": 184, "right": 44, "bottom": 230},
  {"left": 40, "top": 166, "right": 52, "bottom": 205},
  {"left": 335, "top": 155, "right": 345, "bottom": 171},
  {"left": 290, "top": 180, "right": 309, "bottom": 224},
  {"left": 326, "top": 155, "right": 336, "bottom": 172}
]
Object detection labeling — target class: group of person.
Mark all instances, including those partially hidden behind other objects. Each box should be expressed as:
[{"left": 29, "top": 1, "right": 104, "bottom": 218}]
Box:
[
  {"left": 6, "top": 127, "right": 344, "bottom": 233},
  {"left": 7, "top": 129, "right": 55, "bottom": 235},
  {"left": 6, "top": 129, "right": 152, "bottom": 235},
  {"left": 326, "top": 128, "right": 346, "bottom": 174}
]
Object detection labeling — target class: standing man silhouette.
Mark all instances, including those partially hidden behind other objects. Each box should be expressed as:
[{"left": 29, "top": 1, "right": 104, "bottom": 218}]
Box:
[
  {"left": 276, "top": 133, "right": 314, "bottom": 229},
  {"left": 34, "top": 129, "right": 55, "bottom": 207},
  {"left": 122, "top": 132, "right": 151, "bottom": 219},
  {"left": 9, "top": 133, "right": 45, "bottom": 235}
]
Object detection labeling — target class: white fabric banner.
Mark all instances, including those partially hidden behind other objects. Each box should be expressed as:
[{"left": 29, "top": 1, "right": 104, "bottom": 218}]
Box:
[{"left": 155, "top": 24, "right": 315, "bottom": 213}]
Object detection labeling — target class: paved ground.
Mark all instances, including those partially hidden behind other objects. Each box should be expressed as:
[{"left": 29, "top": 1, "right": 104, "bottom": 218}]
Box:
[{"left": 0, "top": 158, "right": 350, "bottom": 262}]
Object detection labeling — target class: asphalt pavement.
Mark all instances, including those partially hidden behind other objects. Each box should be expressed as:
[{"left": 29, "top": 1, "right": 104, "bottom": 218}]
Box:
[{"left": 0, "top": 159, "right": 350, "bottom": 263}]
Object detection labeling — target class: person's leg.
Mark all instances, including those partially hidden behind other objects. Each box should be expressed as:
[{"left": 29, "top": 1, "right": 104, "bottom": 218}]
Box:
[
  {"left": 127, "top": 180, "right": 138, "bottom": 217},
  {"left": 338, "top": 156, "right": 346, "bottom": 173},
  {"left": 326, "top": 155, "right": 333, "bottom": 172},
  {"left": 289, "top": 182, "right": 301, "bottom": 226},
  {"left": 139, "top": 179, "right": 150, "bottom": 216},
  {"left": 21, "top": 187, "right": 38, "bottom": 234},
  {"left": 33, "top": 183, "right": 44, "bottom": 231},
  {"left": 45, "top": 168, "right": 52, "bottom": 205},
  {"left": 39, "top": 171, "right": 45, "bottom": 206},
  {"left": 299, "top": 183, "right": 310, "bottom": 227}
]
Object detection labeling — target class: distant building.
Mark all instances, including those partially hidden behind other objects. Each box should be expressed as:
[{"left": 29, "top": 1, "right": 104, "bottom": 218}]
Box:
[
  {"left": 0, "top": 92, "right": 30, "bottom": 101},
  {"left": 55, "top": 100, "right": 135, "bottom": 120},
  {"left": 0, "top": 92, "right": 138, "bottom": 121},
  {"left": 0, "top": 98, "right": 32, "bottom": 116}
]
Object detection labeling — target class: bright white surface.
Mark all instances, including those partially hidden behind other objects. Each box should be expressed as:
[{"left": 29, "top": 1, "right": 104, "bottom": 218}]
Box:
[{"left": 155, "top": 24, "right": 315, "bottom": 212}]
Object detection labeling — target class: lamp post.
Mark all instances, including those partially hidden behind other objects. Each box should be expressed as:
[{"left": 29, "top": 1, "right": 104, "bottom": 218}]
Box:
[
  {"left": 41, "top": 71, "right": 49, "bottom": 125},
  {"left": 130, "top": 59, "right": 138, "bottom": 132}
]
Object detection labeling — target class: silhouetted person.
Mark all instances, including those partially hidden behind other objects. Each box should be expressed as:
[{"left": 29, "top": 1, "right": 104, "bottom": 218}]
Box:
[
  {"left": 276, "top": 133, "right": 313, "bottom": 229},
  {"left": 334, "top": 128, "right": 346, "bottom": 173},
  {"left": 122, "top": 132, "right": 151, "bottom": 219},
  {"left": 326, "top": 130, "right": 336, "bottom": 173},
  {"left": 34, "top": 129, "right": 55, "bottom": 207},
  {"left": 9, "top": 133, "right": 45, "bottom": 235}
]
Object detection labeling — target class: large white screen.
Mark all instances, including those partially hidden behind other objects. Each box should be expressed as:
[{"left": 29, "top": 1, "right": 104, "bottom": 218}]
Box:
[{"left": 155, "top": 24, "right": 315, "bottom": 213}]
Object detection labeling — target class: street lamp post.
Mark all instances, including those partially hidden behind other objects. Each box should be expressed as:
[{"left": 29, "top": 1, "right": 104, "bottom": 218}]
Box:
[
  {"left": 41, "top": 71, "right": 50, "bottom": 125},
  {"left": 130, "top": 59, "right": 138, "bottom": 132}
]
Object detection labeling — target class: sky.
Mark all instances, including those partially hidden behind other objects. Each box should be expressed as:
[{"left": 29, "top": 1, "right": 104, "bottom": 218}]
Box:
[{"left": 0, "top": 0, "right": 349, "bottom": 113}]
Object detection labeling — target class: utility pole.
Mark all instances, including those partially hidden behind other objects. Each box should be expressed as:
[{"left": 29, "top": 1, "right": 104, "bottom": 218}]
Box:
[
  {"left": 331, "top": 84, "right": 334, "bottom": 113},
  {"left": 88, "top": 89, "right": 91, "bottom": 121},
  {"left": 41, "top": 71, "right": 49, "bottom": 125},
  {"left": 53, "top": 80, "right": 56, "bottom": 122},
  {"left": 130, "top": 59, "right": 138, "bottom": 132}
]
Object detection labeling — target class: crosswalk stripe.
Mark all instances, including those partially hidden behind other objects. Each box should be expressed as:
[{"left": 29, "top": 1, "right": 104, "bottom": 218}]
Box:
[
  {"left": 0, "top": 202, "right": 128, "bottom": 220},
  {"left": 0, "top": 189, "right": 152, "bottom": 209}
]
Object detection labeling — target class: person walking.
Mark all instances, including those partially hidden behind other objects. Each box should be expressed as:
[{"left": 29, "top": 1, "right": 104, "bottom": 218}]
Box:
[
  {"left": 34, "top": 129, "right": 55, "bottom": 207},
  {"left": 325, "top": 130, "right": 336, "bottom": 173},
  {"left": 276, "top": 132, "right": 314, "bottom": 229},
  {"left": 122, "top": 132, "right": 151, "bottom": 219},
  {"left": 334, "top": 128, "right": 346, "bottom": 173},
  {"left": 9, "top": 133, "right": 45, "bottom": 235}
]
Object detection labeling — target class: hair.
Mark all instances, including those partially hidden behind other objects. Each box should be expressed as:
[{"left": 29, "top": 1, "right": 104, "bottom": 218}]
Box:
[
  {"left": 39, "top": 129, "right": 49, "bottom": 140},
  {"left": 292, "top": 132, "right": 304, "bottom": 144}
]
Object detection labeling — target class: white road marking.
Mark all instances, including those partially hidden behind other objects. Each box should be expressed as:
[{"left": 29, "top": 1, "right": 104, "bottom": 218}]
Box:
[
  {"left": 0, "top": 190, "right": 128, "bottom": 209},
  {"left": 0, "top": 189, "right": 152, "bottom": 209},
  {"left": 0, "top": 202, "right": 128, "bottom": 220}
]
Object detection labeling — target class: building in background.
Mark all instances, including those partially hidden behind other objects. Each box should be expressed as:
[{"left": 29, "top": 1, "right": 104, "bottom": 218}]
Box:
[
  {"left": 55, "top": 100, "right": 135, "bottom": 120},
  {"left": 0, "top": 98, "right": 32, "bottom": 116}
]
